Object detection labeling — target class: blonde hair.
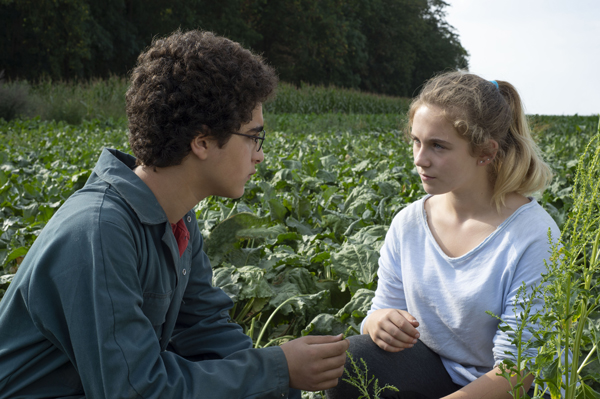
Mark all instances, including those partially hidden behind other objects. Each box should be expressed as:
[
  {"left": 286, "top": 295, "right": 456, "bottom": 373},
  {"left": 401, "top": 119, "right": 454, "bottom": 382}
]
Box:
[{"left": 407, "top": 71, "right": 552, "bottom": 210}]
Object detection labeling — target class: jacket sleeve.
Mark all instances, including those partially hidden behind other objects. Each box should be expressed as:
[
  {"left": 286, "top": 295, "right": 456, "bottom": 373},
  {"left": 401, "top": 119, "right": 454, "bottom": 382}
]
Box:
[{"left": 28, "top": 210, "right": 291, "bottom": 399}]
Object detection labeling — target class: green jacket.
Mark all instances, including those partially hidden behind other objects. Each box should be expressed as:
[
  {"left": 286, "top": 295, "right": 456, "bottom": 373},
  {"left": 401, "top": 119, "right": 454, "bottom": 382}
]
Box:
[{"left": 0, "top": 149, "right": 295, "bottom": 398}]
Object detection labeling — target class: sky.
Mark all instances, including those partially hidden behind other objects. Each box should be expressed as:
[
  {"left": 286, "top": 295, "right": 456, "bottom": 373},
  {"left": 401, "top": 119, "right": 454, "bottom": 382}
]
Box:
[{"left": 443, "top": 0, "right": 600, "bottom": 116}]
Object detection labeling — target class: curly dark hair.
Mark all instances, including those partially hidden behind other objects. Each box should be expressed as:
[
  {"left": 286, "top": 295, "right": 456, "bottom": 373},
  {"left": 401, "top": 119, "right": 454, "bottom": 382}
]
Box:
[{"left": 126, "top": 30, "right": 278, "bottom": 167}]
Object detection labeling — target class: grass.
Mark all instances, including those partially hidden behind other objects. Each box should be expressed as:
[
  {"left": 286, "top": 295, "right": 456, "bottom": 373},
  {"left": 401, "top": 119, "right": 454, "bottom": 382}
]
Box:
[
  {"left": 0, "top": 76, "right": 128, "bottom": 124},
  {"left": 31, "top": 76, "right": 128, "bottom": 124},
  {"left": 265, "top": 113, "right": 406, "bottom": 135},
  {"left": 266, "top": 82, "right": 411, "bottom": 114},
  {"left": 0, "top": 78, "right": 411, "bottom": 125}
]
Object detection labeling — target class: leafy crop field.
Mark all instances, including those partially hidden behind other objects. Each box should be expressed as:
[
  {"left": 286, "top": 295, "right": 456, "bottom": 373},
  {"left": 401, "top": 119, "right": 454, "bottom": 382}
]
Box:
[{"left": 0, "top": 112, "right": 599, "bottom": 395}]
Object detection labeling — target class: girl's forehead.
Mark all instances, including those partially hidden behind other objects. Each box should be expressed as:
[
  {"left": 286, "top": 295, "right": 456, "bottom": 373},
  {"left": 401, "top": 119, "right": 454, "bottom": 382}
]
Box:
[{"left": 413, "top": 106, "right": 456, "bottom": 134}]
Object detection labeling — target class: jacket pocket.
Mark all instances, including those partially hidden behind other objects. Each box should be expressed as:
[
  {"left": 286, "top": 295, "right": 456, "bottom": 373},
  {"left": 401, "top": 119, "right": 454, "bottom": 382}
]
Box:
[{"left": 141, "top": 291, "right": 172, "bottom": 327}]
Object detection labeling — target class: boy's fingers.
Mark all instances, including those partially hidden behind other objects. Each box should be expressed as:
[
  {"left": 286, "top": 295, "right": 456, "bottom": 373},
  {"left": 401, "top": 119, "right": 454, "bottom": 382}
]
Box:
[
  {"left": 315, "top": 365, "right": 346, "bottom": 388},
  {"left": 316, "top": 351, "right": 347, "bottom": 372},
  {"left": 307, "top": 363, "right": 346, "bottom": 391},
  {"left": 317, "top": 339, "right": 350, "bottom": 357},
  {"left": 302, "top": 334, "right": 345, "bottom": 345}
]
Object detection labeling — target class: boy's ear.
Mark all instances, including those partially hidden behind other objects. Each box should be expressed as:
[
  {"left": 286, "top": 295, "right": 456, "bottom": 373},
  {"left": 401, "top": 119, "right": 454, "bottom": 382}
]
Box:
[{"left": 190, "top": 127, "right": 212, "bottom": 160}]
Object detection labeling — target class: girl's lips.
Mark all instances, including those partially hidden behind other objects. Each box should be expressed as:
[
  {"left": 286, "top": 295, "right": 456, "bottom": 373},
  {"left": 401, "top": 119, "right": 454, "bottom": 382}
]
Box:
[{"left": 420, "top": 174, "right": 435, "bottom": 180}]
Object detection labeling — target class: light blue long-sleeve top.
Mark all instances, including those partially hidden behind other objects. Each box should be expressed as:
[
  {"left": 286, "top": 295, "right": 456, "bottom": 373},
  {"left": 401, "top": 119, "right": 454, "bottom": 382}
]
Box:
[{"left": 362, "top": 195, "right": 560, "bottom": 386}]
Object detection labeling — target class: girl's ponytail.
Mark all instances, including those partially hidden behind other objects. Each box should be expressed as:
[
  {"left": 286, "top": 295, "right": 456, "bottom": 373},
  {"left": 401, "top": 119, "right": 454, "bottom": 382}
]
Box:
[{"left": 492, "top": 81, "right": 552, "bottom": 207}]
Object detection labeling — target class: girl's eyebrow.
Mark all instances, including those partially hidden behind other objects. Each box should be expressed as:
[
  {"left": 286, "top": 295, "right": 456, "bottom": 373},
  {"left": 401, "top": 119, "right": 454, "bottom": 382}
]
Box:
[{"left": 410, "top": 134, "right": 452, "bottom": 146}]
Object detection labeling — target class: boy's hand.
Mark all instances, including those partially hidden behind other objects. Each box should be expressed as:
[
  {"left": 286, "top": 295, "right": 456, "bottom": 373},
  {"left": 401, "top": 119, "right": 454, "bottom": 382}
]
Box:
[
  {"left": 280, "top": 334, "right": 349, "bottom": 391},
  {"left": 363, "top": 308, "right": 419, "bottom": 352}
]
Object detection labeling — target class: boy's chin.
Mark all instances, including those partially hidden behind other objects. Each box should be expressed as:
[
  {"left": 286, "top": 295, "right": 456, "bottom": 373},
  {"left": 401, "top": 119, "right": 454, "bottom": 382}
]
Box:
[{"left": 221, "top": 188, "right": 245, "bottom": 200}]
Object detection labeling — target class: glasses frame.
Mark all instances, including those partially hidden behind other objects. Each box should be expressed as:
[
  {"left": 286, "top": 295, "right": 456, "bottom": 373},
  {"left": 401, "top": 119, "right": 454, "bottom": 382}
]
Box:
[{"left": 231, "top": 129, "right": 266, "bottom": 152}]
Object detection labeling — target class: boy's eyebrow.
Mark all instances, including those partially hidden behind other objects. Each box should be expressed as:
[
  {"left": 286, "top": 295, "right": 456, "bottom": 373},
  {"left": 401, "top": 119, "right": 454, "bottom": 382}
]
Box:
[{"left": 244, "top": 125, "right": 264, "bottom": 134}]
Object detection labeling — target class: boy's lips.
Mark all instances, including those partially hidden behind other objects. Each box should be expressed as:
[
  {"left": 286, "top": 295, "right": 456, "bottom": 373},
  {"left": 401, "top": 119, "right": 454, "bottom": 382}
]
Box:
[{"left": 420, "top": 173, "right": 435, "bottom": 180}]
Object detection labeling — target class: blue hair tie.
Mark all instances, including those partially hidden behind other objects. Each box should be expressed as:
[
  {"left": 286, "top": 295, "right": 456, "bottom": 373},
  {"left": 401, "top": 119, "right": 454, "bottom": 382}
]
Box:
[{"left": 490, "top": 80, "right": 499, "bottom": 89}]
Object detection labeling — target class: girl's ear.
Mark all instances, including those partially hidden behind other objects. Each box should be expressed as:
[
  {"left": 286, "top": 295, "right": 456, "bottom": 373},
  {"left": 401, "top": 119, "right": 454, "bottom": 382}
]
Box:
[{"left": 478, "top": 139, "right": 499, "bottom": 166}]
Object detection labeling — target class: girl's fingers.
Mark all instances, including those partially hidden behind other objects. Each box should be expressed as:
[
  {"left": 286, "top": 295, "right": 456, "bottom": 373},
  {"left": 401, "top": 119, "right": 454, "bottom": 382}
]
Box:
[
  {"left": 381, "top": 320, "right": 418, "bottom": 344},
  {"left": 387, "top": 311, "right": 420, "bottom": 339},
  {"left": 399, "top": 310, "right": 420, "bottom": 327},
  {"left": 373, "top": 329, "right": 416, "bottom": 352}
]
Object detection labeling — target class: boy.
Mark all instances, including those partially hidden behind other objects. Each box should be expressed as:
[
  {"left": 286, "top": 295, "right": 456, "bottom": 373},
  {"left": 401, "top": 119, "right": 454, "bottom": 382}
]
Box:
[{"left": 0, "top": 30, "right": 348, "bottom": 398}]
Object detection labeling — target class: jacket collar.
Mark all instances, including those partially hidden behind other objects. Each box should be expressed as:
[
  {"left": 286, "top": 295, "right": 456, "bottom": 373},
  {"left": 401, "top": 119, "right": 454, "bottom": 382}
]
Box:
[{"left": 90, "top": 148, "right": 169, "bottom": 225}]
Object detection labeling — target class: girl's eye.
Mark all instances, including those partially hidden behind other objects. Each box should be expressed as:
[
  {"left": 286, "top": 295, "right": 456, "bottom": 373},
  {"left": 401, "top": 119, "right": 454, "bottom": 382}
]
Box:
[{"left": 434, "top": 143, "right": 444, "bottom": 150}]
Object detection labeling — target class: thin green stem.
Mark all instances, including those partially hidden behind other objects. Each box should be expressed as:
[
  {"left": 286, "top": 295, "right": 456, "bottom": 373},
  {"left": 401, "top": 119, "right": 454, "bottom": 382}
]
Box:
[
  {"left": 578, "top": 343, "right": 597, "bottom": 374},
  {"left": 568, "top": 301, "right": 587, "bottom": 398},
  {"left": 564, "top": 273, "right": 572, "bottom": 398},
  {"left": 247, "top": 312, "right": 260, "bottom": 340},
  {"left": 226, "top": 203, "right": 236, "bottom": 219},
  {"left": 586, "top": 231, "right": 600, "bottom": 290},
  {"left": 254, "top": 295, "right": 301, "bottom": 349},
  {"left": 263, "top": 335, "right": 296, "bottom": 348},
  {"left": 235, "top": 297, "right": 255, "bottom": 323}
]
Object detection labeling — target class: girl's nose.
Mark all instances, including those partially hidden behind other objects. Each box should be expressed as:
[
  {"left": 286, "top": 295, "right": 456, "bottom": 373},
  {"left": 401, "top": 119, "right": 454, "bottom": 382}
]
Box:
[{"left": 413, "top": 147, "right": 429, "bottom": 168}]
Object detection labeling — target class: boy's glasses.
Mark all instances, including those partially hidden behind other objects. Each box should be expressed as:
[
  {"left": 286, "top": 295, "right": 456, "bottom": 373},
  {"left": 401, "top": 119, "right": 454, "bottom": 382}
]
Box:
[{"left": 231, "top": 129, "right": 266, "bottom": 152}]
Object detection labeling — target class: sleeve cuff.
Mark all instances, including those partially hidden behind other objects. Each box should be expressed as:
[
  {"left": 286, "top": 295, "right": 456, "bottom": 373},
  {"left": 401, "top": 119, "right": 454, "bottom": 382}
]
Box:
[{"left": 260, "top": 346, "right": 292, "bottom": 398}]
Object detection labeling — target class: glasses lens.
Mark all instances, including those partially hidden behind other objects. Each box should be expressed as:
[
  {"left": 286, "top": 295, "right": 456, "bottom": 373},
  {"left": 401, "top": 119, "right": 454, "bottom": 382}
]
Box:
[{"left": 257, "top": 130, "right": 265, "bottom": 152}]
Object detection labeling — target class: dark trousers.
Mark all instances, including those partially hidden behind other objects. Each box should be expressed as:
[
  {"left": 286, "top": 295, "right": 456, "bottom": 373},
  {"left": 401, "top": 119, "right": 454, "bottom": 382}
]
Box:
[
  {"left": 325, "top": 334, "right": 461, "bottom": 399},
  {"left": 325, "top": 334, "right": 547, "bottom": 399}
]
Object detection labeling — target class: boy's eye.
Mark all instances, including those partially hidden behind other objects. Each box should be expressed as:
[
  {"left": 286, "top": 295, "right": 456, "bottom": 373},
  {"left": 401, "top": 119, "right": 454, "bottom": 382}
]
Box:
[{"left": 434, "top": 143, "right": 444, "bottom": 149}]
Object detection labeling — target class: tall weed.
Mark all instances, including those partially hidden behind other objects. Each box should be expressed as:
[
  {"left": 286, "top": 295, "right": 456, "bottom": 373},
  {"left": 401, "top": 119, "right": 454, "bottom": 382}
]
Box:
[{"left": 496, "top": 118, "right": 600, "bottom": 398}]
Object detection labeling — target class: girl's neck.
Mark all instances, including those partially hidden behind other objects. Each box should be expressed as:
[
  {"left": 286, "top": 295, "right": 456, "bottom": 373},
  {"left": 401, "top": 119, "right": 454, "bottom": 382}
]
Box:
[
  {"left": 428, "top": 189, "right": 530, "bottom": 227},
  {"left": 433, "top": 185, "right": 496, "bottom": 221}
]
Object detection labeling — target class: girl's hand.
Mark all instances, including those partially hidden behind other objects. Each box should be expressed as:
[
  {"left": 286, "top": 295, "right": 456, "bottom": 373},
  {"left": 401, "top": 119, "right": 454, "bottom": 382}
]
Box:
[{"left": 363, "top": 308, "right": 420, "bottom": 352}]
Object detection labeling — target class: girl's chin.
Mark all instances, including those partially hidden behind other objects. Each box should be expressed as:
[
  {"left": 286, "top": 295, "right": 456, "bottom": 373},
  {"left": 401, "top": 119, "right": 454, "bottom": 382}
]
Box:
[{"left": 421, "top": 183, "right": 446, "bottom": 196}]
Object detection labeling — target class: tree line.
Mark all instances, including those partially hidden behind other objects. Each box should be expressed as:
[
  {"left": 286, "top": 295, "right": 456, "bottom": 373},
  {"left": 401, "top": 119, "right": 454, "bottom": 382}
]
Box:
[{"left": 0, "top": 0, "right": 468, "bottom": 97}]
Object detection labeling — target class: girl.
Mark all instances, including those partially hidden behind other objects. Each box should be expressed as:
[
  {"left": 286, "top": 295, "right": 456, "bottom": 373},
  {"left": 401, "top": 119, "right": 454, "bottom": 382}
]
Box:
[{"left": 327, "top": 72, "right": 558, "bottom": 399}]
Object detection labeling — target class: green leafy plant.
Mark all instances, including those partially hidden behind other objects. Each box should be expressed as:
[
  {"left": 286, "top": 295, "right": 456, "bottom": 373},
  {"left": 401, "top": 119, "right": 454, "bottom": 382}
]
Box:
[{"left": 342, "top": 352, "right": 399, "bottom": 399}]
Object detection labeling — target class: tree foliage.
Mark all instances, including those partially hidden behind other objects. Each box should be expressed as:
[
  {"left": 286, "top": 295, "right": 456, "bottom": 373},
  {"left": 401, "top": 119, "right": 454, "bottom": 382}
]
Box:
[{"left": 0, "top": 0, "right": 468, "bottom": 96}]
